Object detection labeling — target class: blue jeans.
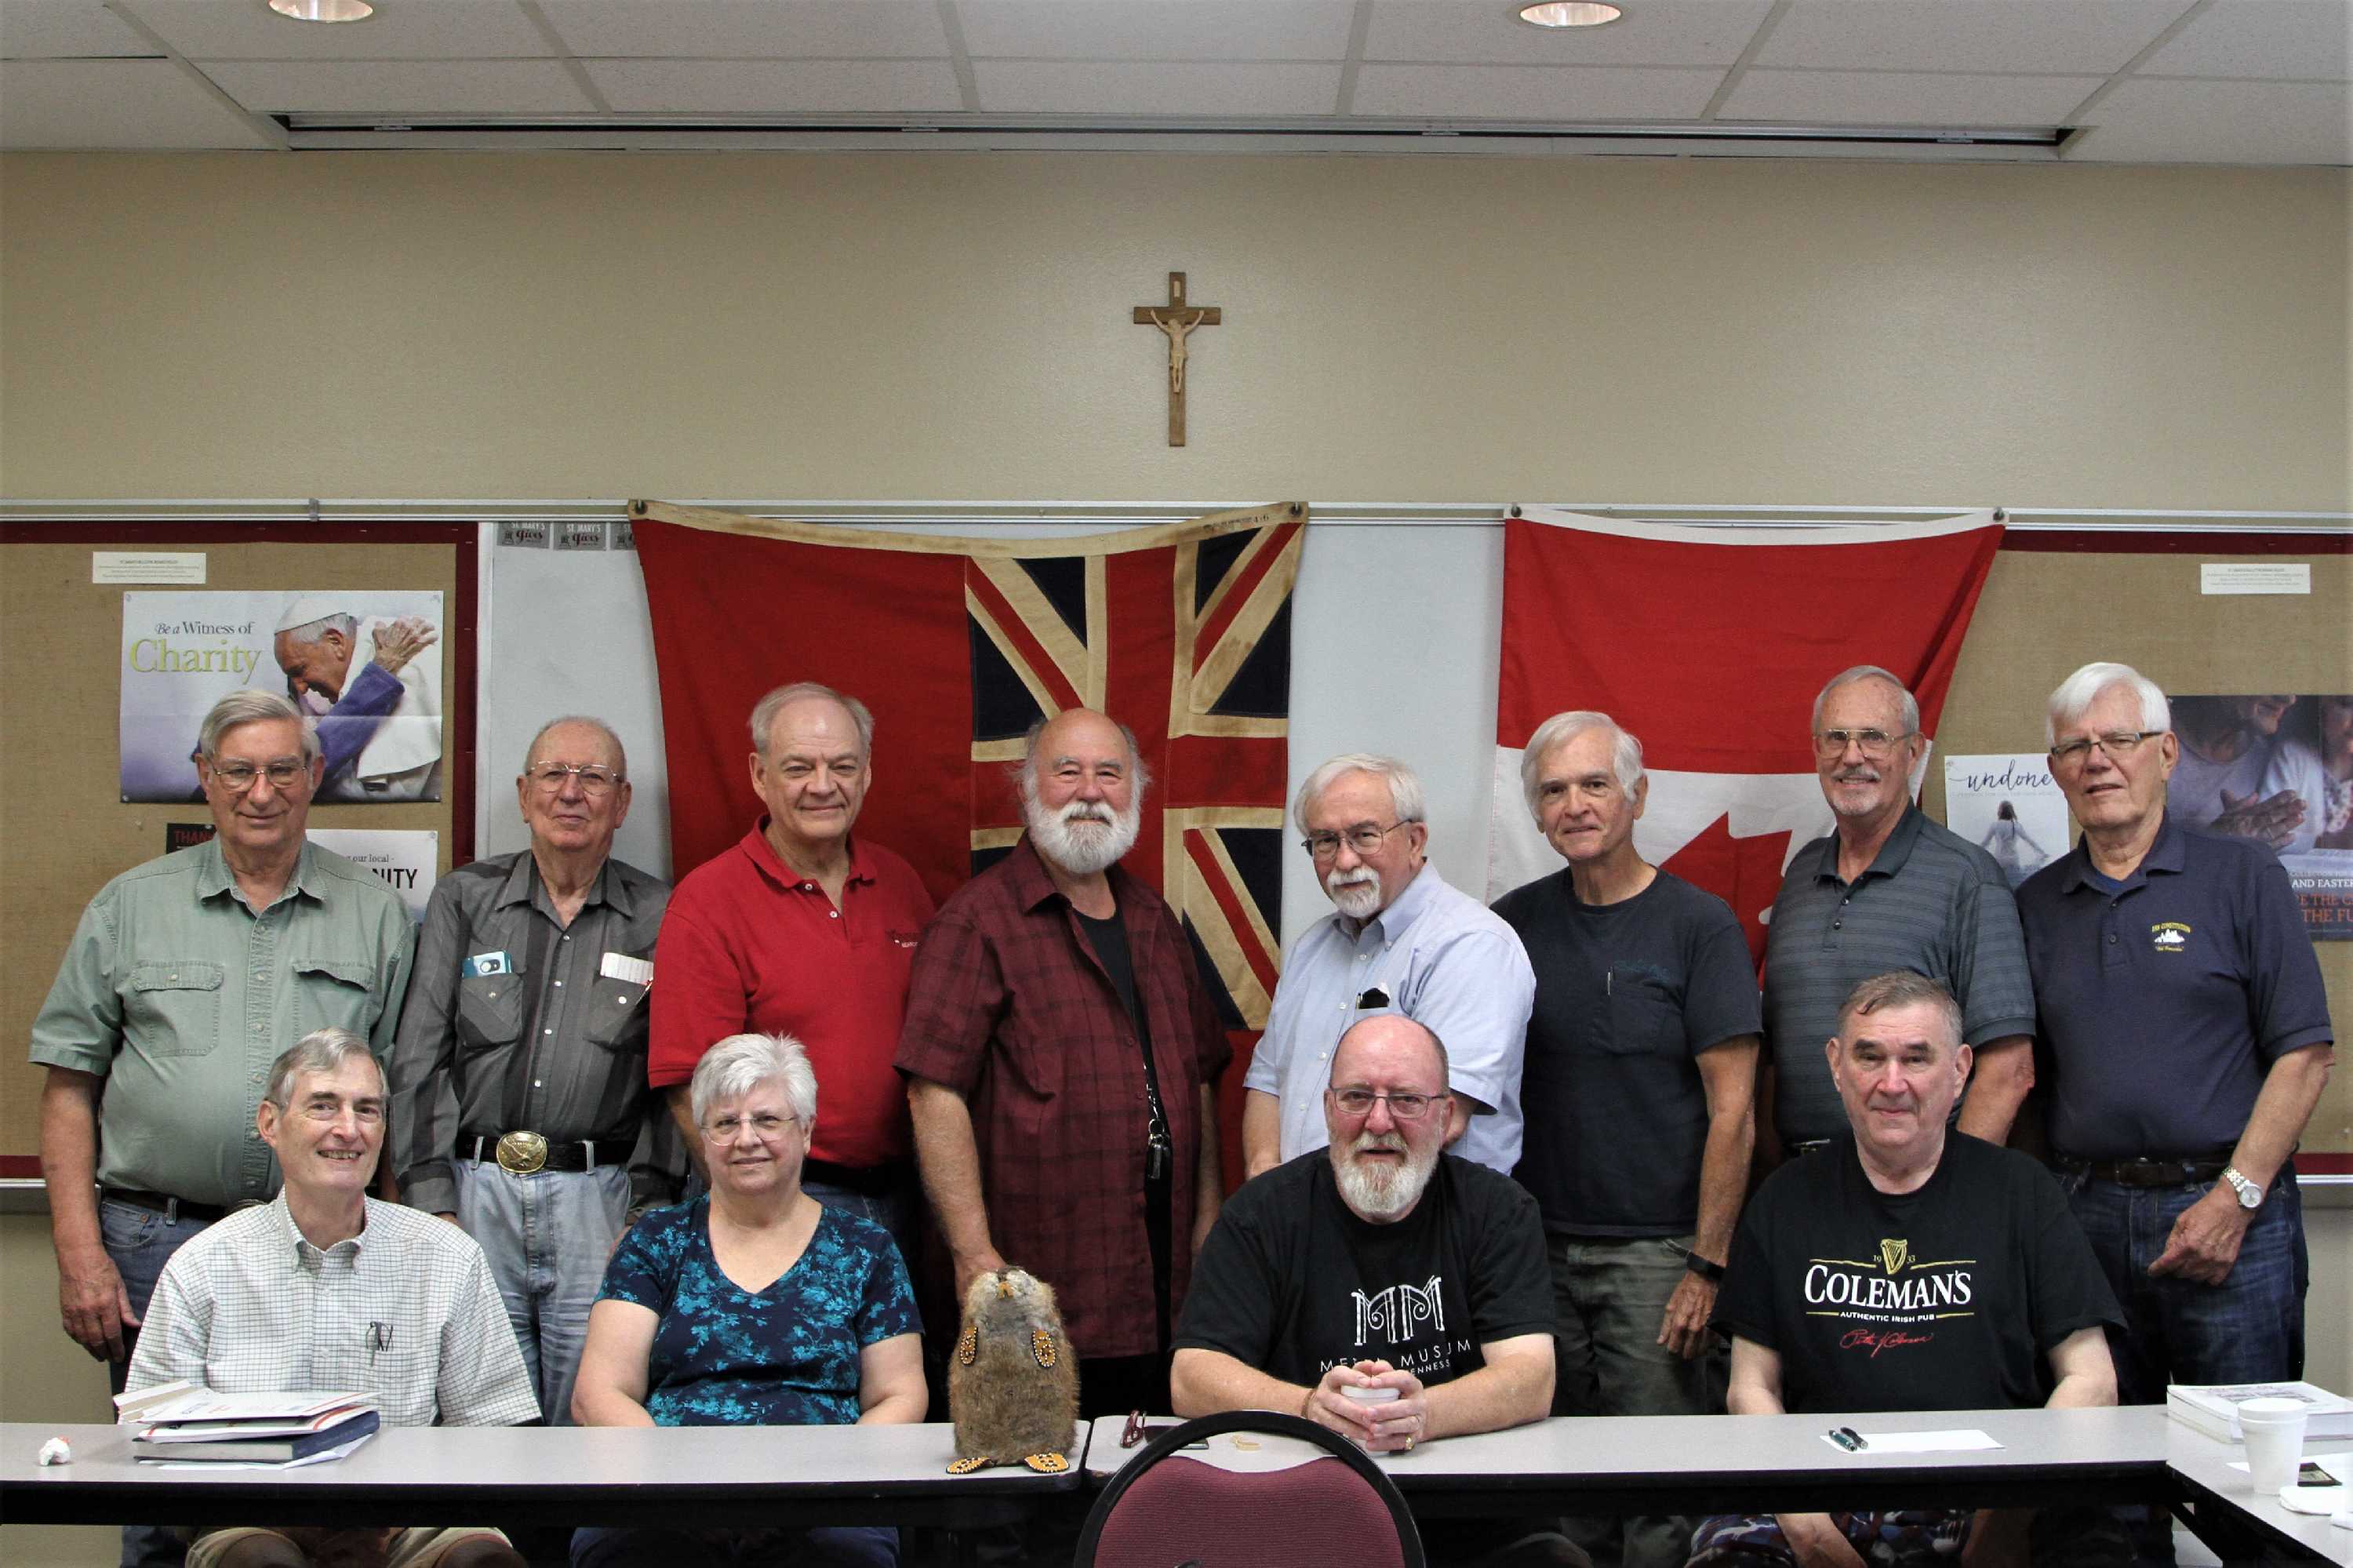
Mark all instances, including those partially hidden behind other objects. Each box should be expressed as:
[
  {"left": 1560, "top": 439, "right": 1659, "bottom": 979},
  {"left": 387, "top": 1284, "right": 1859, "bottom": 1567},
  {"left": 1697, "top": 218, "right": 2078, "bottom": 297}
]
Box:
[
  {"left": 1550, "top": 1234, "right": 1724, "bottom": 1568},
  {"left": 571, "top": 1526, "right": 896, "bottom": 1567},
  {"left": 452, "top": 1160, "right": 630, "bottom": 1428},
  {"left": 801, "top": 1173, "right": 918, "bottom": 1279},
  {"left": 100, "top": 1195, "right": 213, "bottom": 1568},
  {"left": 2058, "top": 1167, "right": 2307, "bottom": 1408}
]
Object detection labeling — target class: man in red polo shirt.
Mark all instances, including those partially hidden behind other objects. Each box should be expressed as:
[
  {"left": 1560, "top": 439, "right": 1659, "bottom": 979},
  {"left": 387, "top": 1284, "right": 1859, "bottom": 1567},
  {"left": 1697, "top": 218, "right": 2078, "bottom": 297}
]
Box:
[{"left": 649, "top": 682, "right": 934, "bottom": 1257}]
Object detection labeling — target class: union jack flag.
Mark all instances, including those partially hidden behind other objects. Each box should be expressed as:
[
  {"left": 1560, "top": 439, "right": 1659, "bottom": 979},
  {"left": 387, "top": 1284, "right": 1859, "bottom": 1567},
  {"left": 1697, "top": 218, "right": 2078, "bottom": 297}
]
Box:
[{"left": 634, "top": 500, "right": 1305, "bottom": 1035}]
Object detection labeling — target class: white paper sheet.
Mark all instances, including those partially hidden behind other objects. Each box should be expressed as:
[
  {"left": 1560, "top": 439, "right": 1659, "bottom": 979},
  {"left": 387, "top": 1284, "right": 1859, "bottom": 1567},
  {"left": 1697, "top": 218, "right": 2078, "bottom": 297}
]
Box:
[{"left": 1823, "top": 1429, "right": 2005, "bottom": 1453}]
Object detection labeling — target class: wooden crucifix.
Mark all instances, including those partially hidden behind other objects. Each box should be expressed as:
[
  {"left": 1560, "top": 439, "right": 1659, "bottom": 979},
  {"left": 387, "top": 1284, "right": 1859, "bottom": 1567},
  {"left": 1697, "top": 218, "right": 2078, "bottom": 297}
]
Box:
[{"left": 1133, "top": 271, "right": 1221, "bottom": 446}]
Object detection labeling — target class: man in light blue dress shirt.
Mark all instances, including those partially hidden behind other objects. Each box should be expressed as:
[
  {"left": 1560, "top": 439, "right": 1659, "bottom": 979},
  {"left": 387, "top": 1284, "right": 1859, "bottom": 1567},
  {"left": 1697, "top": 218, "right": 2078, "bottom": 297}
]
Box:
[{"left": 1241, "top": 754, "right": 1534, "bottom": 1179}]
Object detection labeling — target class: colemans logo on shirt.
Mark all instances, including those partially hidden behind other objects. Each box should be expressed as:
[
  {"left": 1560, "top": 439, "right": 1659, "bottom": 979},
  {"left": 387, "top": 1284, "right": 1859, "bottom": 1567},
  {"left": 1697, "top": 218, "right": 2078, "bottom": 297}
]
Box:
[
  {"left": 1805, "top": 1239, "right": 1977, "bottom": 1352},
  {"left": 2150, "top": 921, "right": 2191, "bottom": 954}
]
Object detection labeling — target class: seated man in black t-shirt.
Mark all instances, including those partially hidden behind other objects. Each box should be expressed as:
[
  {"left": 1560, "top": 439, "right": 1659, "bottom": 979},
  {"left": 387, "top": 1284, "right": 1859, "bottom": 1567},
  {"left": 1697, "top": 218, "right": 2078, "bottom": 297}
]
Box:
[
  {"left": 1173, "top": 1013, "right": 1586, "bottom": 1568},
  {"left": 1690, "top": 973, "right": 2128, "bottom": 1568}
]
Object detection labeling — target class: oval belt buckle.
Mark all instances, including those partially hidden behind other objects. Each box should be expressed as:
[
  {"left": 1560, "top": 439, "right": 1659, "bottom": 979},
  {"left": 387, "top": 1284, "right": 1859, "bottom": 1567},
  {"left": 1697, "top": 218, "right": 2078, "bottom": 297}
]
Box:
[{"left": 496, "top": 1130, "right": 549, "bottom": 1175}]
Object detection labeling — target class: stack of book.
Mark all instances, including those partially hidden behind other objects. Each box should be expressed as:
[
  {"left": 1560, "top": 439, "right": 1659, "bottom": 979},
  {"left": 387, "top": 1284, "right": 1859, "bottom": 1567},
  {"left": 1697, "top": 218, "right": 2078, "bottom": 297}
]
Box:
[
  {"left": 115, "top": 1381, "right": 380, "bottom": 1465},
  {"left": 2166, "top": 1381, "right": 2353, "bottom": 1443}
]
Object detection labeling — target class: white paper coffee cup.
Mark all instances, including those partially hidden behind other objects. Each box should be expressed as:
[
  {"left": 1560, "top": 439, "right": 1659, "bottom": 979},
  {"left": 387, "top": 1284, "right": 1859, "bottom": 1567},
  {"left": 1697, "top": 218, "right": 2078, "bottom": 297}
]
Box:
[
  {"left": 2238, "top": 1396, "right": 2308, "bottom": 1494},
  {"left": 1341, "top": 1385, "right": 1400, "bottom": 1405}
]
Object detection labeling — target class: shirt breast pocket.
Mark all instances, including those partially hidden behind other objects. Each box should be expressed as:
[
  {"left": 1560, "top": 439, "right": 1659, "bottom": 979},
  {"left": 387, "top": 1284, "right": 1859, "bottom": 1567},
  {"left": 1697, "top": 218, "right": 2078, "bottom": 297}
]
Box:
[
  {"left": 456, "top": 972, "right": 526, "bottom": 1050},
  {"left": 583, "top": 977, "right": 650, "bottom": 1052},
  {"left": 1605, "top": 970, "right": 1681, "bottom": 1057},
  {"left": 293, "top": 956, "right": 379, "bottom": 1039},
  {"left": 125, "top": 962, "right": 224, "bottom": 1057}
]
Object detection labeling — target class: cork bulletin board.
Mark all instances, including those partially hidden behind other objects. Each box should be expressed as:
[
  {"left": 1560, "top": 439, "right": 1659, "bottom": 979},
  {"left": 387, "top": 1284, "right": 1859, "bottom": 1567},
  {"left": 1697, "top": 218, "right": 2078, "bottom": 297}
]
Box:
[
  {"left": 1923, "top": 534, "right": 2352, "bottom": 1170},
  {"left": 0, "top": 523, "right": 475, "bottom": 1176}
]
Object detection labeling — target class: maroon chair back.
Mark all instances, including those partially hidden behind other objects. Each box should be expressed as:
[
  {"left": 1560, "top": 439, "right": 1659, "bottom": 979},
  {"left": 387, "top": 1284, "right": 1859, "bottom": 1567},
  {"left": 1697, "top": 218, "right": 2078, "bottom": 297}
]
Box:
[{"left": 1078, "top": 1410, "right": 1424, "bottom": 1568}]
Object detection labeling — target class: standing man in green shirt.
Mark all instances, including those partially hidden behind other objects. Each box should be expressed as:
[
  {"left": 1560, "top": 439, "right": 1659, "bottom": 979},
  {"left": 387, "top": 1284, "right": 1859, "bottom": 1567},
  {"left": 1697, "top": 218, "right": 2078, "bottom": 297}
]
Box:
[{"left": 31, "top": 689, "right": 413, "bottom": 1565}]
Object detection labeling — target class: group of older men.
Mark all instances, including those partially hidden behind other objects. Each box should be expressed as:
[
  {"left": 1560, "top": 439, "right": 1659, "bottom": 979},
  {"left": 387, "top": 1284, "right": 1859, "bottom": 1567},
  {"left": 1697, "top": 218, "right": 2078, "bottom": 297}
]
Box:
[{"left": 34, "top": 653, "right": 2336, "bottom": 1568}]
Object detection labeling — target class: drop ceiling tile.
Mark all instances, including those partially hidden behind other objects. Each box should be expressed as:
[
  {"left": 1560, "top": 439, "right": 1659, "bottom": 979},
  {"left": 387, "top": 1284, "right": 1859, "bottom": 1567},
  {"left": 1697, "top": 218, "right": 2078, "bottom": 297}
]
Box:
[
  {"left": 1720, "top": 68, "right": 2104, "bottom": 124},
  {"left": 1758, "top": 0, "right": 2186, "bottom": 75},
  {"left": 1363, "top": 0, "right": 1774, "bottom": 67},
  {"left": 2140, "top": 0, "right": 2351, "bottom": 82},
  {"left": 973, "top": 59, "right": 1343, "bottom": 114},
  {"left": 1, "top": 57, "right": 274, "bottom": 146},
  {"left": 958, "top": 0, "right": 1357, "bottom": 61},
  {"left": 1, "top": 0, "right": 155, "bottom": 60},
  {"left": 585, "top": 57, "right": 964, "bottom": 112},
  {"left": 1351, "top": 62, "right": 1723, "bottom": 119},
  {"left": 199, "top": 58, "right": 598, "bottom": 115},
  {"left": 538, "top": 0, "right": 950, "bottom": 60},
  {"left": 124, "top": 0, "right": 549, "bottom": 61},
  {"left": 2072, "top": 75, "right": 2352, "bottom": 162}
]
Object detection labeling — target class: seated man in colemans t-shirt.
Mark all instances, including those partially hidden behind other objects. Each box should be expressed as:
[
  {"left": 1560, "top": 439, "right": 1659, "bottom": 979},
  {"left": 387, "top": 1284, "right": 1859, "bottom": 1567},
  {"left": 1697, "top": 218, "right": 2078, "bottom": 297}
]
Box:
[{"left": 1690, "top": 973, "right": 2126, "bottom": 1568}]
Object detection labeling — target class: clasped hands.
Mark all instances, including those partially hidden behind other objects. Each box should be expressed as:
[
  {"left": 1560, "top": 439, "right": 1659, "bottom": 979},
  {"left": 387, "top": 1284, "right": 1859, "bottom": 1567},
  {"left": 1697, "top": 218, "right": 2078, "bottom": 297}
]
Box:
[{"left": 1302, "top": 1359, "right": 1428, "bottom": 1453}]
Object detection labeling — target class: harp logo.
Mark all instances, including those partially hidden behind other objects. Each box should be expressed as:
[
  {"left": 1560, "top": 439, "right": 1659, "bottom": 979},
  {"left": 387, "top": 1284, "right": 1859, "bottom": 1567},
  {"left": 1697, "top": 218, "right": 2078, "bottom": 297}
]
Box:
[{"left": 1878, "top": 1239, "right": 1911, "bottom": 1276}]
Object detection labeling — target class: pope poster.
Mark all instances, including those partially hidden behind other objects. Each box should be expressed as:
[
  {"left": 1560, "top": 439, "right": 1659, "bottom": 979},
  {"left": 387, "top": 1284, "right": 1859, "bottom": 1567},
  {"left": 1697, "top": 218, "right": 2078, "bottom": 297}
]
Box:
[{"left": 120, "top": 591, "right": 445, "bottom": 804}]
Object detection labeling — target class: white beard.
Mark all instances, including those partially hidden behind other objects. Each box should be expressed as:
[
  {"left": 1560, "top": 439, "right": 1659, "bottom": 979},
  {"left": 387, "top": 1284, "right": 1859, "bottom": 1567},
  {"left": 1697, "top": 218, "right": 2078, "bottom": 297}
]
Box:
[
  {"left": 1330, "top": 1130, "right": 1438, "bottom": 1221},
  {"left": 1024, "top": 788, "right": 1142, "bottom": 877},
  {"left": 1324, "top": 868, "right": 1383, "bottom": 920}
]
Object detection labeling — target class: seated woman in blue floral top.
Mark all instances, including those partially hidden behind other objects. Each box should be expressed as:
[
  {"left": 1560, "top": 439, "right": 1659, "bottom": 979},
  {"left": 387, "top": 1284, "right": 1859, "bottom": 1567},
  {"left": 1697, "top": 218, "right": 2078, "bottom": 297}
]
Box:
[{"left": 570, "top": 1031, "right": 925, "bottom": 1567}]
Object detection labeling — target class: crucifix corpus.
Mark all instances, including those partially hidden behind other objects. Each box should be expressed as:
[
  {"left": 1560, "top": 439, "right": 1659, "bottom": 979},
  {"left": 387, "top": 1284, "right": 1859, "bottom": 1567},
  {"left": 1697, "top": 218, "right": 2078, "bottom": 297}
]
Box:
[{"left": 1133, "top": 271, "right": 1221, "bottom": 446}]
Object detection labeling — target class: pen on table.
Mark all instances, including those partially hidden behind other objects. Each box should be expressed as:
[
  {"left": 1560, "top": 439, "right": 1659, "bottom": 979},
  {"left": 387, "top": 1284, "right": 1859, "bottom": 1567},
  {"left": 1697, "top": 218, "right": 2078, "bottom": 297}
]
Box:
[{"left": 1827, "top": 1426, "right": 1867, "bottom": 1451}]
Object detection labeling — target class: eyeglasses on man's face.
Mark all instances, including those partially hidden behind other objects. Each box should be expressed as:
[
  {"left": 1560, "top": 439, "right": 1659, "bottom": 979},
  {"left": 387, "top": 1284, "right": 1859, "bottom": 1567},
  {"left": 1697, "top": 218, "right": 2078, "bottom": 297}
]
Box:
[
  {"left": 1810, "top": 729, "right": 1915, "bottom": 761},
  {"left": 525, "top": 763, "right": 624, "bottom": 797},
  {"left": 2049, "top": 730, "right": 2160, "bottom": 769},
  {"left": 209, "top": 758, "right": 311, "bottom": 793},
  {"left": 1300, "top": 821, "right": 1410, "bottom": 861},
  {"left": 1327, "top": 1087, "right": 1438, "bottom": 1122}
]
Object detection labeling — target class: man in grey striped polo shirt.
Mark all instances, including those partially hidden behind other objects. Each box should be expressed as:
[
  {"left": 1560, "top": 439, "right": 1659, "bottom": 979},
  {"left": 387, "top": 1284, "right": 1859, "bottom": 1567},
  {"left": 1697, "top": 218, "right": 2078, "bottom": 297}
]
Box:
[{"left": 1759, "top": 666, "right": 2036, "bottom": 1160}]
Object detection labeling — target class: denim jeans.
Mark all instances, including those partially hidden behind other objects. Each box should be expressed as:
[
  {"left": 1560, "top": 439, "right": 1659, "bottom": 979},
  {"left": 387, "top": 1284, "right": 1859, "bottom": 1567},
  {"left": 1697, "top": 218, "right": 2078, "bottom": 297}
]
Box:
[
  {"left": 1548, "top": 1233, "right": 1726, "bottom": 1568},
  {"left": 100, "top": 1195, "right": 213, "bottom": 1568},
  {"left": 800, "top": 1172, "right": 918, "bottom": 1279},
  {"left": 2057, "top": 1167, "right": 2307, "bottom": 1407},
  {"left": 451, "top": 1161, "right": 631, "bottom": 1428}
]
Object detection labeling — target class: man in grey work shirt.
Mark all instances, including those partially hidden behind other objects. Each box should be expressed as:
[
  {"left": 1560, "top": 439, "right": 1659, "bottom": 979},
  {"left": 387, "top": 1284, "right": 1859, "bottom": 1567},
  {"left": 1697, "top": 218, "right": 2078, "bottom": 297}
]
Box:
[
  {"left": 1758, "top": 666, "right": 2035, "bottom": 1160},
  {"left": 1242, "top": 753, "right": 1533, "bottom": 1177},
  {"left": 390, "top": 715, "right": 671, "bottom": 1429},
  {"left": 32, "top": 689, "right": 413, "bottom": 1568}
]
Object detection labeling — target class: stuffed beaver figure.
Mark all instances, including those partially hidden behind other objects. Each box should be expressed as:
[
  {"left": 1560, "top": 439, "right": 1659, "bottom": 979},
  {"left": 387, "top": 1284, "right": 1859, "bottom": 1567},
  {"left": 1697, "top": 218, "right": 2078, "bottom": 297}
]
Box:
[{"left": 946, "top": 1266, "right": 1079, "bottom": 1475}]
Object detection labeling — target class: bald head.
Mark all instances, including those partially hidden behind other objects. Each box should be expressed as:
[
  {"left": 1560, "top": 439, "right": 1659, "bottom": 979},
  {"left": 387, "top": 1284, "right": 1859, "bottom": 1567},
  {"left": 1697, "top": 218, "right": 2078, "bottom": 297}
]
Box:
[{"left": 1329, "top": 1014, "right": 1447, "bottom": 1097}]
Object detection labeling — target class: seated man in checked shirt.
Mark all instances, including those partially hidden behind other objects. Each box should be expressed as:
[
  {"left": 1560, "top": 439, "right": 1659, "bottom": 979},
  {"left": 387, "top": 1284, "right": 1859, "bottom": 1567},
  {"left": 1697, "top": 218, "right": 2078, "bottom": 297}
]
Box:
[{"left": 128, "top": 1029, "right": 540, "bottom": 1568}]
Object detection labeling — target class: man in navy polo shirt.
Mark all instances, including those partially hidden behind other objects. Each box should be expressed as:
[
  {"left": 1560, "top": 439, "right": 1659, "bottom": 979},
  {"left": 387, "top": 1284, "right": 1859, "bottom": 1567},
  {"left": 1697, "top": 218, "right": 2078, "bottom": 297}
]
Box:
[{"left": 2017, "top": 660, "right": 2334, "bottom": 1413}]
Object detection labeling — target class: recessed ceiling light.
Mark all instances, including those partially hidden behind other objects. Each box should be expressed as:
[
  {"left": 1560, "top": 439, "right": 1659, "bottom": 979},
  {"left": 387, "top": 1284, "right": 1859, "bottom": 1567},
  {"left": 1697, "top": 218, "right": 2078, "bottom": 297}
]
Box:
[
  {"left": 1518, "top": 2, "right": 1623, "bottom": 27},
  {"left": 269, "top": 0, "right": 376, "bottom": 21}
]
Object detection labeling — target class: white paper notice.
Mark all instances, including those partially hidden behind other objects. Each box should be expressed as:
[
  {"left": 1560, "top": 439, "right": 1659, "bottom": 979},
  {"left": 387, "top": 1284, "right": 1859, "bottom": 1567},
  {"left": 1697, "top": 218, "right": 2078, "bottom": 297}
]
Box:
[
  {"left": 2201, "top": 562, "right": 2311, "bottom": 595},
  {"left": 1827, "top": 1430, "right": 2006, "bottom": 1454},
  {"left": 93, "top": 552, "right": 205, "bottom": 584}
]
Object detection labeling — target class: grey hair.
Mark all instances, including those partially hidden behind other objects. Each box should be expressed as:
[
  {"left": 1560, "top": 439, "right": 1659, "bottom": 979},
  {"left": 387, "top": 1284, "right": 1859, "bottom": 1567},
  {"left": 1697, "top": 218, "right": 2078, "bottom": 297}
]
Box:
[
  {"left": 1015, "top": 712, "right": 1154, "bottom": 799},
  {"left": 689, "top": 1032, "right": 819, "bottom": 1130},
  {"left": 1330, "top": 1013, "right": 1451, "bottom": 1090},
  {"left": 750, "top": 682, "right": 874, "bottom": 760},
  {"left": 200, "top": 689, "right": 322, "bottom": 765},
  {"left": 279, "top": 612, "right": 358, "bottom": 647},
  {"left": 1835, "top": 971, "right": 1962, "bottom": 1050},
  {"left": 1293, "top": 754, "right": 1426, "bottom": 837},
  {"left": 2045, "top": 661, "right": 2171, "bottom": 747},
  {"left": 1519, "top": 711, "right": 1644, "bottom": 820},
  {"left": 524, "top": 715, "right": 627, "bottom": 779},
  {"left": 263, "top": 1028, "right": 380, "bottom": 1111},
  {"left": 1811, "top": 665, "right": 1922, "bottom": 735}
]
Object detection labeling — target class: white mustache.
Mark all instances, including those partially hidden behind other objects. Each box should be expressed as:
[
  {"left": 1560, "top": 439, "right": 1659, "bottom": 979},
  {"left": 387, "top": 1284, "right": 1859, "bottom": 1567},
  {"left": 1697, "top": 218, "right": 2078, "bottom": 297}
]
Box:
[
  {"left": 1059, "top": 803, "right": 1115, "bottom": 827},
  {"left": 1833, "top": 766, "right": 1881, "bottom": 784},
  {"left": 1326, "top": 868, "right": 1378, "bottom": 888},
  {"left": 1353, "top": 1130, "right": 1406, "bottom": 1154}
]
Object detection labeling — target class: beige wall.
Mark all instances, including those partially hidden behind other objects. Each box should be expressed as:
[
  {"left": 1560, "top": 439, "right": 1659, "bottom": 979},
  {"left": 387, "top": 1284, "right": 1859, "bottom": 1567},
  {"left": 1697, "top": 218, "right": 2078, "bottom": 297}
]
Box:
[
  {"left": 0, "top": 152, "right": 2345, "bottom": 507},
  {"left": 0, "top": 151, "right": 2346, "bottom": 1563}
]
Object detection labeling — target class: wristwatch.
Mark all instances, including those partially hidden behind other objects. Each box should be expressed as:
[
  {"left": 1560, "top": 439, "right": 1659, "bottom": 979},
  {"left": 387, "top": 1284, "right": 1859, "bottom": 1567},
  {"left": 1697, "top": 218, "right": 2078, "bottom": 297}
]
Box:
[
  {"left": 1684, "top": 1251, "right": 1727, "bottom": 1283},
  {"left": 2220, "top": 1166, "right": 2264, "bottom": 1210}
]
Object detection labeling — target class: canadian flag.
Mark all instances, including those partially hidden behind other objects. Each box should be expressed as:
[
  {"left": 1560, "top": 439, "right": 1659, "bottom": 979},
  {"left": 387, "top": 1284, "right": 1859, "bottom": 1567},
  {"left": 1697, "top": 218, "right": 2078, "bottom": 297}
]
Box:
[{"left": 1489, "top": 508, "right": 2005, "bottom": 959}]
